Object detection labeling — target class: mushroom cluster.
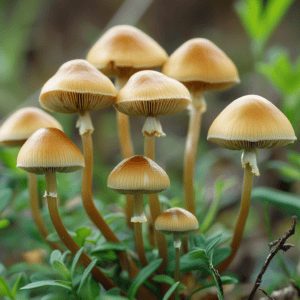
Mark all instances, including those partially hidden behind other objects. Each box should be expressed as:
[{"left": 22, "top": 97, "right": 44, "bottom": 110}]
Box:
[{"left": 0, "top": 24, "right": 297, "bottom": 299}]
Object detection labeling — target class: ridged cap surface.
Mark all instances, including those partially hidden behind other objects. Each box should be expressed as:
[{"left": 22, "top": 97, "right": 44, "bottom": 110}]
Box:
[
  {"left": 155, "top": 207, "right": 199, "bottom": 235},
  {"left": 207, "top": 95, "right": 296, "bottom": 150},
  {"left": 107, "top": 155, "right": 170, "bottom": 194},
  {"left": 162, "top": 38, "right": 239, "bottom": 91},
  {"left": 0, "top": 107, "right": 62, "bottom": 147},
  {"left": 39, "top": 59, "right": 117, "bottom": 114},
  {"left": 115, "top": 70, "right": 191, "bottom": 116},
  {"left": 17, "top": 128, "right": 84, "bottom": 174},
  {"left": 86, "top": 25, "right": 168, "bottom": 76}
]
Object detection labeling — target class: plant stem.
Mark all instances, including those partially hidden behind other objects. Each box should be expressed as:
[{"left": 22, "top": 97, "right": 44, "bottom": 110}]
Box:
[
  {"left": 144, "top": 134, "right": 169, "bottom": 272},
  {"left": 45, "top": 171, "right": 119, "bottom": 293},
  {"left": 28, "top": 173, "right": 60, "bottom": 250},
  {"left": 174, "top": 234, "right": 181, "bottom": 300},
  {"left": 115, "top": 75, "right": 135, "bottom": 229},
  {"left": 217, "top": 163, "right": 254, "bottom": 273},
  {"left": 80, "top": 131, "right": 138, "bottom": 277}
]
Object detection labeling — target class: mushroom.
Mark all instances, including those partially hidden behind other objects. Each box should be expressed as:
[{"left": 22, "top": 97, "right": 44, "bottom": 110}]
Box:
[
  {"left": 162, "top": 38, "right": 239, "bottom": 224},
  {"left": 108, "top": 155, "right": 170, "bottom": 267},
  {"left": 86, "top": 25, "right": 168, "bottom": 228},
  {"left": 17, "top": 127, "right": 119, "bottom": 292},
  {"left": 155, "top": 207, "right": 198, "bottom": 299},
  {"left": 207, "top": 95, "right": 296, "bottom": 272},
  {"left": 0, "top": 107, "right": 62, "bottom": 250},
  {"left": 39, "top": 59, "right": 137, "bottom": 276},
  {"left": 115, "top": 70, "right": 191, "bottom": 270}
]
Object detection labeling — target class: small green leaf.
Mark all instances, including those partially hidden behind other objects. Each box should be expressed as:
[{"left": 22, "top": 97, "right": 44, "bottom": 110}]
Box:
[
  {"left": 104, "top": 213, "right": 125, "bottom": 224},
  {"left": 52, "top": 261, "right": 71, "bottom": 280},
  {"left": 20, "top": 280, "right": 72, "bottom": 291},
  {"left": 212, "top": 248, "right": 231, "bottom": 267},
  {"left": 71, "top": 247, "right": 84, "bottom": 278},
  {"left": 47, "top": 231, "right": 76, "bottom": 242},
  {"left": 12, "top": 273, "right": 23, "bottom": 296},
  {"left": 99, "top": 296, "right": 128, "bottom": 300},
  {"left": 189, "top": 249, "right": 209, "bottom": 265},
  {"left": 91, "top": 242, "right": 126, "bottom": 254},
  {"left": 0, "top": 188, "right": 12, "bottom": 213},
  {"left": 50, "top": 250, "right": 62, "bottom": 265},
  {"left": 128, "top": 259, "right": 163, "bottom": 300},
  {"left": 73, "top": 226, "right": 92, "bottom": 247},
  {"left": 78, "top": 259, "right": 98, "bottom": 293},
  {"left": 162, "top": 282, "right": 180, "bottom": 300},
  {"left": 152, "top": 275, "right": 186, "bottom": 290},
  {"left": 0, "top": 219, "right": 10, "bottom": 230},
  {"left": 0, "top": 275, "right": 13, "bottom": 298}
]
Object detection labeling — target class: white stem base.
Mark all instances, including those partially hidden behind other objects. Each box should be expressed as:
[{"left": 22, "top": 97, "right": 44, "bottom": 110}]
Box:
[
  {"left": 76, "top": 111, "right": 94, "bottom": 135},
  {"left": 142, "top": 116, "right": 165, "bottom": 137},
  {"left": 242, "top": 148, "right": 259, "bottom": 176}
]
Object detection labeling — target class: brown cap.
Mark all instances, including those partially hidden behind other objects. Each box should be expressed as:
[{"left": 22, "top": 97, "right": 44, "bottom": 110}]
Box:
[
  {"left": 162, "top": 38, "right": 239, "bottom": 91},
  {"left": 39, "top": 59, "right": 117, "bottom": 114},
  {"left": 155, "top": 207, "right": 199, "bottom": 235},
  {"left": 17, "top": 128, "right": 84, "bottom": 174},
  {"left": 107, "top": 155, "right": 170, "bottom": 194},
  {"left": 207, "top": 95, "right": 296, "bottom": 150},
  {"left": 115, "top": 70, "right": 191, "bottom": 116},
  {"left": 0, "top": 107, "right": 62, "bottom": 147},
  {"left": 86, "top": 25, "right": 168, "bottom": 77}
]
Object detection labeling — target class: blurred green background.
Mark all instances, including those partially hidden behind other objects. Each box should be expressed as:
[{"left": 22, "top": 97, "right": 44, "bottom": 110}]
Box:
[{"left": 1, "top": 0, "right": 300, "bottom": 290}]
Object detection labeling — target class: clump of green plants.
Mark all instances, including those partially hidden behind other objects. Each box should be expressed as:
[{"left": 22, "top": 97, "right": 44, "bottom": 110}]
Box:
[{"left": 0, "top": 0, "right": 300, "bottom": 298}]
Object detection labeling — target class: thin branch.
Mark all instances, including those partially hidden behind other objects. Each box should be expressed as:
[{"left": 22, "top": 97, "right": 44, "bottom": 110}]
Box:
[
  {"left": 259, "top": 288, "right": 274, "bottom": 300},
  {"left": 248, "top": 216, "right": 297, "bottom": 300}
]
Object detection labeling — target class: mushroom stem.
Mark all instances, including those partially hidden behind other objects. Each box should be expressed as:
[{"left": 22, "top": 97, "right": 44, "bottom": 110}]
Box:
[
  {"left": 131, "top": 193, "right": 147, "bottom": 223},
  {"left": 45, "top": 171, "right": 119, "bottom": 293},
  {"left": 217, "top": 163, "right": 254, "bottom": 273},
  {"left": 80, "top": 131, "right": 139, "bottom": 277},
  {"left": 115, "top": 75, "right": 135, "bottom": 229},
  {"left": 28, "top": 173, "right": 60, "bottom": 250},
  {"left": 144, "top": 134, "right": 169, "bottom": 271},
  {"left": 143, "top": 116, "right": 165, "bottom": 137},
  {"left": 174, "top": 234, "right": 181, "bottom": 300},
  {"left": 182, "top": 92, "right": 206, "bottom": 252}
]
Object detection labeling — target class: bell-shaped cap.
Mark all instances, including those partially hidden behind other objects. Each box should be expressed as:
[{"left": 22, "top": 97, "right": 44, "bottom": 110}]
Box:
[
  {"left": 17, "top": 128, "right": 84, "bottom": 174},
  {"left": 107, "top": 155, "right": 170, "bottom": 194},
  {"left": 207, "top": 95, "right": 297, "bottom": 150},
  {"left": 86, "top": 25, "right": 168, "bottom": 77},
  {"left": 155, "top": 207, "right": 199, "bottom": 235},
  {"left": 115, "top": 70, "right": 191, "bottom": 116},
  {"left": 39, "top": 59, "right": 117, "bottom": 114},
  {"left": 0, "top": 107, "right": 62, "bottom": 147},
  {"left": 162, "top": 38, "right": 239, "bottom": 91}
]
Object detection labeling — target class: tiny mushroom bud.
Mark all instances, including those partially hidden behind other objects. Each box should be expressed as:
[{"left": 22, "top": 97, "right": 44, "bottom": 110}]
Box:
[
  {"left": 108, "top": 155, "right": 170, "bottom": 267},
  {"left": 155, "top": 207, "right": 199, "bottom": 292},
  {"left": 207, "top": 95, "right": 296, "bottom": 273}
]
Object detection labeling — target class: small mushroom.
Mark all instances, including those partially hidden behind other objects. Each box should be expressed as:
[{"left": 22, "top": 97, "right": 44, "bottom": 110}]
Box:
[
  {"left": 115, "top": 70, "right": 191, "bottom": 270},
  {"left": 17, "top": 127, "right": 118, "bottom": 292},
  {"left": 162, "top": 38, "right": 240, "bottom": 224},
  {"left": 207, "top": 95, "right": 296, "bottom": 273},
  {"left": 155, "top": 207, "right": 198, "bottom": 298},
  {"left": 108, "top": 155, "right": 170, "bottom": 267},
  {"left": 0, "top": 107, "right": 62, "bottom": 250}
]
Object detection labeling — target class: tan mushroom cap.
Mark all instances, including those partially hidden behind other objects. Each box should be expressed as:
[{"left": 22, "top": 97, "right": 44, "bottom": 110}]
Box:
[
  {"left": 86, "top": 25, "right": 168, "bottom": 77},
  {"left": 155, "top": 207, "right": 199, "bottom": 235},
  {"left": 207, "top": 95, "right": 297, "bottom": 150},
  {"left": 115, "top": 70, "right": 192, "bottom": 116},
  {"left": 39, "top": 59, "right": 117, "bottom": 114},
  {"left": 107, "top": 155, "right": 170, "bottom": 194},
  {"left": 0, "top": 107, "right": 62, "bottom": 147},
  {"left": 17, "top": 128, "right": 84, "bottom": 174},
  {"left": 162, "top": 38, "right": 239, "bottom": 91}
]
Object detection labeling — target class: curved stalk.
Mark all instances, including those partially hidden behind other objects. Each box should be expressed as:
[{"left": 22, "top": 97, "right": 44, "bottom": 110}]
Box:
[
  {"left": 144, "top": 134, "right": 168, "bottom": 272},
  {"left": 174, "top": 234, "right": 181, "bottom": 300},
  {"left": 132, "top": 193, "right": 148, "bottom": 267},
  {"left": 45, "top": 171, "right": 119, "bottom": 293},
  {"left": 217, "top": 163, "right": 254, "bottom": 273},
  {"left": 28, "top": 173, "right": 60, "bottom": 250},
  {"left": 115, "top": 75, "right": 135, "bottom": 229},
  {"left": 80, "top": 130, "right": 139, "bottom": 277}
]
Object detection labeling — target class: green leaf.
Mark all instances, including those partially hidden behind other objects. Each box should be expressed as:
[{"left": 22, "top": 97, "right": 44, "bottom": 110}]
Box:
[
  {"left": 252, "top": 187, "right": 300, "bottom": 218},
  {"left": 268, "top": 161, "right": 300, "bottom": 182},
  {"left": 91, "top": 242, "right": 126, "bottom": 254},
  {"left": 99, "top": 296, "right": 128, "bottom": 300},
  {"left": 78, "top": 259, "right": 98, "bottom": 293},
  {"left": 0, "top": 219, "right": 10, "bottom": 230},
  {"left": 0, "top": 188, "right": 12, "bottom": 213},
  {"left": 0, "top": 275, "right": 13, "bottom": 298},
  {"left": 162, "top": 282, "right": 180, "bottom": 300},
  {"left": 47, "top": 231, "right": 76, "bottom": 242},
  {"left": 52, "top": 261, "right": 71, "bottom": 280},
  {"left": 104, "top": 213, "right": 125, "bottom": 224},
  {"left": 71, "top": 247, "right": 84, "bottom": 278},
  {"left": 212, "top": 248, "right": 231, "bottom": 267},
  {"left": 12, "top": 273, "right": 23, "bottom": 296},
  {"left": 50, "top": 250, "right": 62, "bottom": 265},
  {"left": 73, "top": 226, "right": 92, "bottom": 247},
  {"left": 128, "top": 259, "right": 163, "bottom": 300},
  {"left": 189, "top": 249, "right": 209, "bottom": 265},
  {"left": 20, "top": 280, "right": 72, "bottom": 291},
  {"left": 152, "top": 275, "right": 186, "bottom": 290},
  {"left": 210, "top": 267, "right": 223, "bottom": 300}
]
